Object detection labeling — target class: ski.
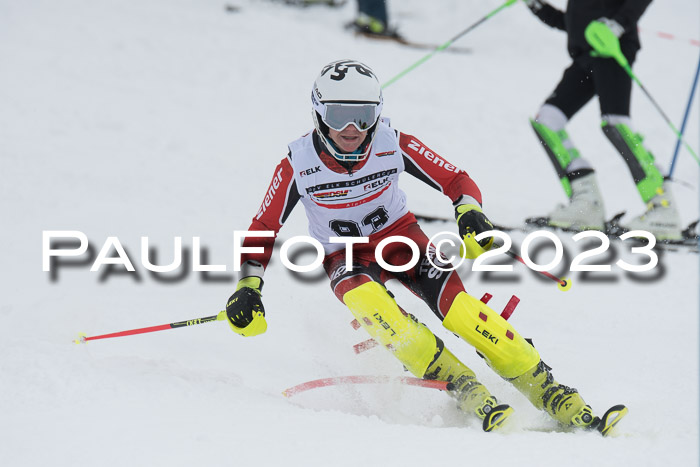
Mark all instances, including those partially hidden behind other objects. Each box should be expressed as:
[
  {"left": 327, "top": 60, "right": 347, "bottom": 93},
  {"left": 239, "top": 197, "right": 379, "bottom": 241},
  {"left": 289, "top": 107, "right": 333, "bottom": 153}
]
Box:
[
  {"left": 413, "top": 213, "right": 699, "bottom": 253},
  {"left": 224, "top": 0, "right": 346, "bottom": 13},
  {"left": 604, "top": 213, "right": 699, "bottom": 251},
  {"left": 351, "top": 30, "right": 472, "bottom": 55},
  {"left": 525, "top": 213, "right": 699, "bottom": 253},
  {"left": 595, "top": 404, "right": 628, "bottom": 437},
  {"left": 360, "top": 33, "right": 473, "bottom": 55},
  {"left": 509, "top": 404, "right": 628, "bottom": 436},
  {"left": 290, "top": 0, "right": 347, "bottom": 6},
  {"left": 263, "top": 0, "right": 347, "bottom": 7}
]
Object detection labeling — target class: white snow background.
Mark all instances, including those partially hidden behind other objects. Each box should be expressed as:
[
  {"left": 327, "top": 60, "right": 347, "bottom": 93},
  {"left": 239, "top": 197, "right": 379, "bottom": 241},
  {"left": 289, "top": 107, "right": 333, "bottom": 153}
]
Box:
[{"left": 1, "top": 0, "right": 699, "bottom": 466}]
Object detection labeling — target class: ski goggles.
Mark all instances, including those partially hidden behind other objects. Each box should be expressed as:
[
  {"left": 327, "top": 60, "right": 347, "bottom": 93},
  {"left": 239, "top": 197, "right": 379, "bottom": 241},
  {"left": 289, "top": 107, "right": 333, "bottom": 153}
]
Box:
[{"left": 320, "top": 103, "right": 380, "bottom": 132}]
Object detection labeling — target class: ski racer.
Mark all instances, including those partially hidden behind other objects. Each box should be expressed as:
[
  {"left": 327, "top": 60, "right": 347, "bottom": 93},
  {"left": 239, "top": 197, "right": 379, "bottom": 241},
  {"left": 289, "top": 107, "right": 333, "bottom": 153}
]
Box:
[
  {"left": 225, "top": 59, "right": 625, "bottom": 433},
  {"left": 523, "top": 0, "right": 683, "bottom": 239}
]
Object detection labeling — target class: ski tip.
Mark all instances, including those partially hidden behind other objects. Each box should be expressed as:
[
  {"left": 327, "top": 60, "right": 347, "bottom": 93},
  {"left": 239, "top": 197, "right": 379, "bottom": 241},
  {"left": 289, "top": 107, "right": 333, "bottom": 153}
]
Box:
[
  {"left": 558, "top": 277, "right": 573, "bottom": 292},
  {"left": 598, "top": 404, "right": 628, "bottom": 437},
  {"left": 609, "top": 212, "right": 626, "bottom": 223},
  {"left": 482, "top": 404, "right": 514, "bottom": 432},
  {"left": 524, "top": 216, "right": 550, "bottom": 227},
  {"left": 73, "top": 333, "right": 87, "bottom": 345}
]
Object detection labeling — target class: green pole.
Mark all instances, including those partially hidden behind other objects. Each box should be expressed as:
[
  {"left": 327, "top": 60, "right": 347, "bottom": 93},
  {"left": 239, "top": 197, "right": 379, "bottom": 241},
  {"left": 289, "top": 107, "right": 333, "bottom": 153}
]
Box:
[
  {"left": 381, "top": 0, "right": 518, "bottom": 89},
  {"left": 609, "top": 47, "right": 700, "bottom": 165}
]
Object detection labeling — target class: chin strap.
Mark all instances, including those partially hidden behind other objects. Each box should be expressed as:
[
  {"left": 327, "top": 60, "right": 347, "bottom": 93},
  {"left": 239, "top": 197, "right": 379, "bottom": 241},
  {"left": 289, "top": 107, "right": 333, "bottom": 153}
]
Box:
[{"left": 315, "top": 112, "right": 378, "bottom": 163}]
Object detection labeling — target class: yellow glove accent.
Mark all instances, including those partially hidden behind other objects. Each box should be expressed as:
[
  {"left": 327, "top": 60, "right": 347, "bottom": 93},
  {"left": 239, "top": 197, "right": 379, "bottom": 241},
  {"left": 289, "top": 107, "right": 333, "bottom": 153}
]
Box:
[
  {"left": 227, "top": 276, "right": 266, "bottom": 336},
  {"left": 460, "top": 233, "right": 488, "bottom": 259},
  {"left": 227, "top": 310, "right": 267, "bottom": 337},
  {"left": 456, "top": 204, "right": 494, "bottom": 259}
]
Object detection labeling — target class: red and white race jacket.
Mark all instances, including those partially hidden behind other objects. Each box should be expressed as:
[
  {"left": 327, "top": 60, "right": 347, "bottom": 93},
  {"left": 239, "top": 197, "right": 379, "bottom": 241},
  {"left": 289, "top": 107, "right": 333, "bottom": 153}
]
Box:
[{"left": 240, "top": 120, "right": 482, "bottom": 272}]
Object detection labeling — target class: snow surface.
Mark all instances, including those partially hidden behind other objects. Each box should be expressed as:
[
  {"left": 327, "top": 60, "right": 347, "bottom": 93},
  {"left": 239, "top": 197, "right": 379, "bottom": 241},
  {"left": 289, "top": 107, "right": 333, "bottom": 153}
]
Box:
[{"left": 2, "top": 0, "right": 699, "bottom": 465}]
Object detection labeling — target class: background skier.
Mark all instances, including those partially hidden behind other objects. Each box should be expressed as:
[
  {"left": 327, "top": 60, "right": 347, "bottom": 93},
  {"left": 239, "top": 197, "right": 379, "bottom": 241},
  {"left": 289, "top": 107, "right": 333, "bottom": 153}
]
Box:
[{"left": 523, "top": 0, "right": 683, "bottom": 240}]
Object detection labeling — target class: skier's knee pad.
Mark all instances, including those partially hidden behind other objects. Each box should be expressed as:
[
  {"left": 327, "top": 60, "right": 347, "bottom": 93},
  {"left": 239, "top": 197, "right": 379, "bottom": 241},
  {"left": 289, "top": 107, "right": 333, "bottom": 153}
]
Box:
[
  {"left": 529, "top": 116, "right": 580, "bottom": 198},
  {"left": 343, "top": 281, "right": 439, "bottom": 377},
  {"left": 601, "top": 117, "right": 663, "bottom": 202},
  {"left": 443, "top": 292, "right": 540, "bottom": 379}
]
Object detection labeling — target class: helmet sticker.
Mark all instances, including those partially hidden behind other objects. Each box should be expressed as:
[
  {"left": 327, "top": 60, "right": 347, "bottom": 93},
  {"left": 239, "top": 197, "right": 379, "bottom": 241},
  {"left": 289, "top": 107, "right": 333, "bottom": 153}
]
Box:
[{"left": 321, "top": 60, "right": 375, "bottom": 81}]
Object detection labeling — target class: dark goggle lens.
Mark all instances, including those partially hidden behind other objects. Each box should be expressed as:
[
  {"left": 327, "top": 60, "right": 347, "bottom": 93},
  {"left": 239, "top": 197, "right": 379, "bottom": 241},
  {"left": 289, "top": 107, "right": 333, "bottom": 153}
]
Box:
[{"left": 323, "top": 104, "right": 377, "bottom": 131}]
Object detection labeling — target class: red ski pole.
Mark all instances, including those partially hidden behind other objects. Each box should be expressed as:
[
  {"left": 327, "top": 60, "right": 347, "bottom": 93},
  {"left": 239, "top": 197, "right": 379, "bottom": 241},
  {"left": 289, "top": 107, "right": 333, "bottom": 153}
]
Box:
[
  {"left": 485, "top": 237, "right": 572, "bottom": 291},
  {"left": 73, "top": 311, "right": 226, "bottom": 344},
  {"left": 503, "top": 249, "right": 572, "bottom": 291}
]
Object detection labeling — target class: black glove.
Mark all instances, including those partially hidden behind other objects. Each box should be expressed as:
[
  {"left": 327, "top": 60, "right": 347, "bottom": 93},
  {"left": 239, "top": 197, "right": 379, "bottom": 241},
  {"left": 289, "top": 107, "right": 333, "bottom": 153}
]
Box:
[
  {"left": 225, "top": 277, "right": 267, "bottom": 337},
  {"left": 522, "top": 0, "right": 545, "bottom": 12},
  {"left": 455, "top": 204, "right": 495, "bottom": 258}
]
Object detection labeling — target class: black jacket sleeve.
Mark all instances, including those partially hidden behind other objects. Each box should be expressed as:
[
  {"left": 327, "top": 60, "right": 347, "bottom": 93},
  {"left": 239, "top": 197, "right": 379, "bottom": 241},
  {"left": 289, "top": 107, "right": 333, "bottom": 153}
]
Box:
[
  {"left": 612, "top": 0, "right": 652, "bottom": 33},
  {"left": 528, "top": 1, "right": 566, "bottom": 31}
]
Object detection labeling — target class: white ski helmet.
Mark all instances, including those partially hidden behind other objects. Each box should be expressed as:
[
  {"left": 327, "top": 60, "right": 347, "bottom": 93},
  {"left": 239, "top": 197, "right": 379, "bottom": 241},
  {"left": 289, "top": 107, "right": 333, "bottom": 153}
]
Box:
[{"left": 311, "top": 59, "right": 383, "bottom": 162}]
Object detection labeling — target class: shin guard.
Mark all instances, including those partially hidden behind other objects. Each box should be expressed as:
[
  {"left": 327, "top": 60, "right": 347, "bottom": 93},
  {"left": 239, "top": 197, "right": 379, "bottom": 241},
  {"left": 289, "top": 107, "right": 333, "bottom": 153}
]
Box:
[
  {"left": 602, "top": 121, "right": 664, "bottom": 203},
  {"left": 443, "top": 293, "right": 592, "bottom": 426},
  {"left": 443, "top": 292, "right": 540, "bottom": 379},
  {"left": 343, "top": 282, "right": 439, "bottom": 377},
  {"left": 530, "top": 119, "right": 581, "bottom": 198}
]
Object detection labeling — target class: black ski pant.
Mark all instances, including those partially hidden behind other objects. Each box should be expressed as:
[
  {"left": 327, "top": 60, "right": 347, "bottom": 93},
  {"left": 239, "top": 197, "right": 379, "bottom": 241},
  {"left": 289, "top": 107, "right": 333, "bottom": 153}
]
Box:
[{"left": 544, "top": 49, "right": 638, "bottom": 119}]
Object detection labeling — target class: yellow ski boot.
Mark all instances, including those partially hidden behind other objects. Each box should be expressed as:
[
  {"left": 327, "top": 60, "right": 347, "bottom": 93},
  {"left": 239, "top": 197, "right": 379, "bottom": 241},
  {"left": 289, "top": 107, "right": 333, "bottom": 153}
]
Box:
[
  {"left": 424, "top": 342, "right": 513, "bottom": 432},
  {"left": 508, "top": 361, "right": 586, "bottom": 426},
  {"left": 510, "top": 360, "right": 628, "bottom": 435}
]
